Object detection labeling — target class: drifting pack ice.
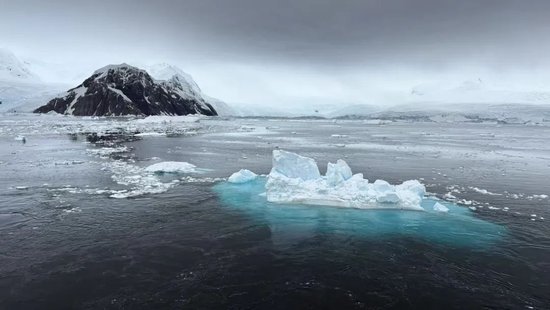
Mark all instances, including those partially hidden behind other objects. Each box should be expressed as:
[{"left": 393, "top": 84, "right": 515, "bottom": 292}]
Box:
[{"left": 231, "top": 150, "right": 427, "bottom": 210}]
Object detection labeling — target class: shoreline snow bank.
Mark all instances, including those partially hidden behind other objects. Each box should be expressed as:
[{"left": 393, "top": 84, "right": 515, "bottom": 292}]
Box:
[{"left": 264, "top": 150, "right": 426, "bottom": 210}]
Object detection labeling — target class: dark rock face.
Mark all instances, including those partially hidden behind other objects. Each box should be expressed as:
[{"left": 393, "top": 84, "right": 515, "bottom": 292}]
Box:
[{"left": 34, "top": 64, "right": 217, "bottom": 116}]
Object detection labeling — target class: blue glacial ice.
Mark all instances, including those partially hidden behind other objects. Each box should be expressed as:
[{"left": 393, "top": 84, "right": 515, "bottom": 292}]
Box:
[
  {"left": 228, "top": 169, "right": 258, "bottom": 184},
  {"left": 265, "top": 150, "right": 426, "bottom": 210},
  {"left": 214, "top": 150, "right": 505, "bottom": 247}
]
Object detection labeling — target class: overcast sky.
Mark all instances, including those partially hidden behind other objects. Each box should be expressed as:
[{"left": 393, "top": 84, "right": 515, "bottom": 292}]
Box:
[{"left": 2, "top": 0, "right": 550, "bottom": 107}]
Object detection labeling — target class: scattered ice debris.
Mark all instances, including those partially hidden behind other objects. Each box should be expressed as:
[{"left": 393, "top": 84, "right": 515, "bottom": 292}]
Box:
[
  {"left": 144, "top": 161, "right": 197, "bottom": 174},
  {"left": 228, "top": 169, "right": 257, "bottom": 184},
  {"left": 265, "top": 150, "right": 426, "bottom": 210},
  {"left": 62, "top": 207, "right": 82, "bottom": 214},
  {"left": 470, "top": 187, "right": 501, "bottom": 196},
  {"left": 506, "top": 192, "right": 548, "bottom": 200},
  {"left": 180, "top": 176, "right": 226, "bottom": 183},
  {"left": 0, "top": 114, "right": 212, "bottom": 139},
  {"left": 239, "top": 125, "right": 256, "bottom": 132},
  {"left": 134, "top": 115, "right": 201, "bottom": 124},
  {"left": 135, "top": 132, "right": 166, "bottom": 137},
  {"left": 54, "top": 160, "right": 85, "bottom": 165},
  {"left": 433, "top": 202, "right": 449, "bottom": 213},
  {"left": 469, "top": 206, "right": 477, "bottom": 211},
  {"left": 14, "top": 135, "right": 26, "bottom": 143},
  {"left": 443, "top": 192, "right": 457, "bottom": 200},
  {"left": 457, "top": 199, "right": 473, "bottom": 206},
  {"left": 86, "top": 146, "right": 129, "bottom": 158},
  {"left": 106, "top": 161, "right": 175, "bottom": 198}
]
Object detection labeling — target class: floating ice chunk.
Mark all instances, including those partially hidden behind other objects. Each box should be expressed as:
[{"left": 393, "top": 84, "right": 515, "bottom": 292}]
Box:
[
  {"left": 470, "top": 187, "right": 501, "bottom": 196},
  {"left": 135, "top": 132, "right": 166, "bottom": 137},
  {"left": 87, "top": 146, "right": 129, "bottom": 157},
  {"left": 145, "top": 161, "right": 196, "bottom": 174},
  {"left": 228, "top": 169, "right": 257, "bottom": 184},
  {"left": 271, "top": 150, "right": 320, "bottom": 181},
  {"left": 433, "top": 202, "right": 449, "bottom": 213},
  {"left": 265, "top": 150, "right": 426, "bottom": 210},
  {"left": 326, "top": 159, "right": 353, "bottom": 186},
  {"left": 14, "top": 135, "right": 26, "bottom": 142}
]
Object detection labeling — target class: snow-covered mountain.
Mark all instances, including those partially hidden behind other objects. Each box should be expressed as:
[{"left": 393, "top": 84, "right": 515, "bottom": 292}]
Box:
[
  {"left": 145, "top": 63, "right": 234, "bottom": 116},
  {"left": 0, "top": 49, "right": 69, "bottom": 113},
  {"left": 34, "top": 64, "right": 217, "bottom": 116},
  {"left": 0, "top": 48, "right": 40, "bottom": 82}
]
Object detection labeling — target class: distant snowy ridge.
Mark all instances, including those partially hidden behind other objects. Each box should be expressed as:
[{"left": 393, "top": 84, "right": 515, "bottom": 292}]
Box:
[
  {"left": 34, "top": 64, "right": 218, "bottom": 116},
  {"left": 0, "top": 48, "right": 69, "bottom": 113},
  {"left": 409, "top": 79, "right": 550, "bottom": 106},
  {"left": 0, "top": 48, "right": 40, "bottom": 82},
  {"left": 145, "top": 63, "right": 234, "bottom": 116}
]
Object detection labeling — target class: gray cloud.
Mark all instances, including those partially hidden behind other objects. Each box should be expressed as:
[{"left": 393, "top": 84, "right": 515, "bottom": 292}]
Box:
[{"left": 2, "top": 0, "right": 550, "bottom": 105}]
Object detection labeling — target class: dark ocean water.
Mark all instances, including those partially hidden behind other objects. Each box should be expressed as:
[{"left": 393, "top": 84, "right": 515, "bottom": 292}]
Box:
[{"left": 0, "top": 116, "right": 549, "bottom": 309}]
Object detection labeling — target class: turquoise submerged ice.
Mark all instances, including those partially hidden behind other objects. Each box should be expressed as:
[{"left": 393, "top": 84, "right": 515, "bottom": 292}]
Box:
[{"left": 214, "top": 151, "right": 505, "bottom": 247}]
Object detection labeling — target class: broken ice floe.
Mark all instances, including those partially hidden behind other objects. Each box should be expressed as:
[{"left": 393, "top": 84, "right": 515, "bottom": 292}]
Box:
[
  {"left": 228, "top": 169, "right": 257, "bottom": 184},
  {"left": 433, "top": 202, "right": 449, "bottom": 213},
  {"left": 86, "top": 146, "right": 130, "bottom": 158},
  {"left": 145, "top": 161, "right": 197, "bottom": 174}
]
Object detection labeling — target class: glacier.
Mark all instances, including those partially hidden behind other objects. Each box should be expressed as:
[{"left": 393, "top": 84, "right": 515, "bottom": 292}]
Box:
[{"left": 265, "top": 150, "right": 426, "bottom": 210}]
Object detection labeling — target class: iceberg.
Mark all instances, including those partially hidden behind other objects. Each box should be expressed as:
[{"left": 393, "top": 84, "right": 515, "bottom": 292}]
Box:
[
  {"left": 228, "top": 169, "right": 257, "bottom": 184},
  {"left": 433, "top": 202, "right": 450, "bottom": 213},
  {"left": 215, "top": 150, "right": 506, "bottom": 248},
  {"left": 265, "top": 150, "right": 425, "bottom": 210},
  {"left": 214, "top": 177, "right": 506, "bottom": 248},
  {"left": 145, "top": 161, "right": 197, "bottom": 174}
]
